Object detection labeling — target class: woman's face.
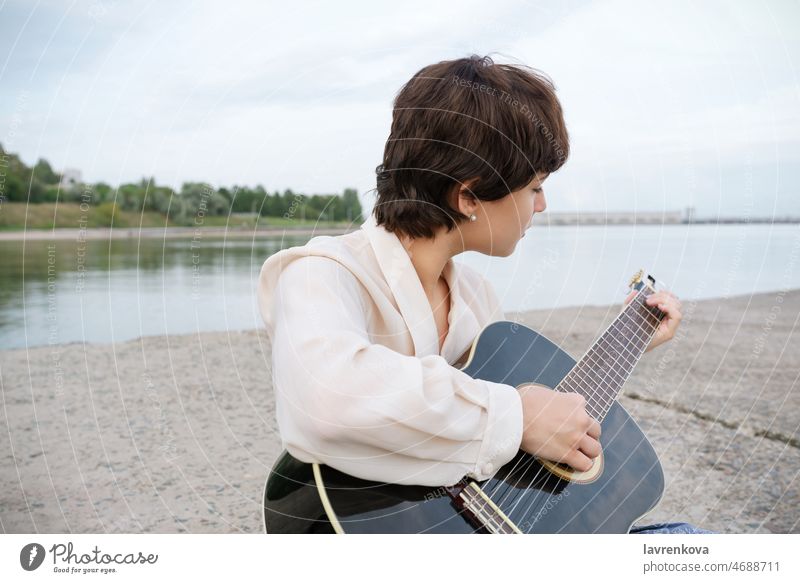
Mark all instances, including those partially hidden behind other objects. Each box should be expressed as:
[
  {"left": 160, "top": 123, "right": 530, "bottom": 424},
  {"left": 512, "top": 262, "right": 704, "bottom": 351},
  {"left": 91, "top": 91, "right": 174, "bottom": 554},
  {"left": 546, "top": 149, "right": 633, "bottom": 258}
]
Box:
[{"left": 461, "top": 172, "right": 549, "bottom": 256}]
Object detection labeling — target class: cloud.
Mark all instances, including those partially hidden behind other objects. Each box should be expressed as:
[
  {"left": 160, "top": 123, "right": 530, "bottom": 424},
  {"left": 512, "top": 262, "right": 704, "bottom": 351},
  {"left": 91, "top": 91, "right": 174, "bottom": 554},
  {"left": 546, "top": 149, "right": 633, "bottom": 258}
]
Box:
[{"left": 0, "top": 0, "right": 798, "bottom": 216}]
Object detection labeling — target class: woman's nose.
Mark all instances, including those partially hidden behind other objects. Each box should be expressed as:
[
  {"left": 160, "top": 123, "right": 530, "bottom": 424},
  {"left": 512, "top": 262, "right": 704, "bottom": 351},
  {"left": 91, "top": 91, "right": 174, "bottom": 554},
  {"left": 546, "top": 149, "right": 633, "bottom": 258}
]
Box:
[{"left": 535, "top": 192, "right": 547, "bottom": 213}]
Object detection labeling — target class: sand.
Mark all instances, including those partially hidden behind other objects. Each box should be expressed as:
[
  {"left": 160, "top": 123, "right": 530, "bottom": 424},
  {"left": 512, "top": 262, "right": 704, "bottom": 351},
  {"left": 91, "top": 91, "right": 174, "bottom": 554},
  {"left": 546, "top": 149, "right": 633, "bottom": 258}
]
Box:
[{"left": 1, "top": 289, "right": 798, "bottom": 533}]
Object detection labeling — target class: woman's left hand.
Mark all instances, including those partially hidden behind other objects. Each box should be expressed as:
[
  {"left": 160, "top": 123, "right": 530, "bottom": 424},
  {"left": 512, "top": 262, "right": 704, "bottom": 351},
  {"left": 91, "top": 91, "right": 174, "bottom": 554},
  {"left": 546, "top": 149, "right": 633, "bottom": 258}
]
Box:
[{"left": 622, "top": 289, "right": 682, "bottom": 353}]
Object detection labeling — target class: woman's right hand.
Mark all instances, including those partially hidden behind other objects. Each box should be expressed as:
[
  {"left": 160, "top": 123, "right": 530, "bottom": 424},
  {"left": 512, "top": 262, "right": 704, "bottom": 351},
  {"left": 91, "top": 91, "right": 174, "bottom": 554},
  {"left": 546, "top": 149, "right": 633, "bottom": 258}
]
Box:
[{"left": 516, "top": 383, "right": 602, "bottom": 472}]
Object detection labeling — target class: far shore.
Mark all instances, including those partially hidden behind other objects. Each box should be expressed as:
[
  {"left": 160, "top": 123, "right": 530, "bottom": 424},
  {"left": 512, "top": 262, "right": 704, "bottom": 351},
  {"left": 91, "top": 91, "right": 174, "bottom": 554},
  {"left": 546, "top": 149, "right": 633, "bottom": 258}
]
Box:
[
  {"left": 2, "top": 220, "right": 795, "bottom": 241},
  {"left": 0, "top": 225, "right": 359, "bottom": 241}
]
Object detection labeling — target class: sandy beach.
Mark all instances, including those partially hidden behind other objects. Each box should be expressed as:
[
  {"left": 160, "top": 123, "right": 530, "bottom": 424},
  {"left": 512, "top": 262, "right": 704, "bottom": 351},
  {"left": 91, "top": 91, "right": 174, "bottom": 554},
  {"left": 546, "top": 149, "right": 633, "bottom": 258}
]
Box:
[{"left": 1, "top": 289, "right": 798, "bottom": 534}]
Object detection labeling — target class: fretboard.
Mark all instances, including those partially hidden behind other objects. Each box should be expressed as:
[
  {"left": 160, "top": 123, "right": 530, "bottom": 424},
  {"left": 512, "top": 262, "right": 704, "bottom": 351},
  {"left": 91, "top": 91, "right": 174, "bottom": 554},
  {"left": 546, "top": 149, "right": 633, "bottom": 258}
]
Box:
[{"left": 556, "top": 286, "right": 665, "bottom": 421}]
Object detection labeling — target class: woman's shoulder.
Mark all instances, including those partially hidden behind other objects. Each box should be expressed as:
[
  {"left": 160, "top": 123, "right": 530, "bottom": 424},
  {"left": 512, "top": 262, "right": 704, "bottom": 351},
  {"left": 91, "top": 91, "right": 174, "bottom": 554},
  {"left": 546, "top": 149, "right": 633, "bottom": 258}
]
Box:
[
  {"left": 262, "top": 229, "right": 369, "bottom": 274},
  {"left": 257, "top": 230, "right": 372, "bottom": 323}
]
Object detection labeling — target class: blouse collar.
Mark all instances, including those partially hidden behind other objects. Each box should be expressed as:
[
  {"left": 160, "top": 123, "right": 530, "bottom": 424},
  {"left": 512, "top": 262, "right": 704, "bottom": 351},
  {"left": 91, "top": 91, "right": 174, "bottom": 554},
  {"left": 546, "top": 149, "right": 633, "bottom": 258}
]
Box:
[{"left": 361, "top": 214, "right": 478, "bottom": 362}]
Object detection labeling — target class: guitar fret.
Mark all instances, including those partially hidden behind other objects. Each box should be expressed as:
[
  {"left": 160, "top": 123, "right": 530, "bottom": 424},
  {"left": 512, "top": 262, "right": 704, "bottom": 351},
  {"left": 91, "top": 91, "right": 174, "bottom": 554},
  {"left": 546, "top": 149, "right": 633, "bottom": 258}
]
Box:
[
  {"left": 634, "top": 303, "right": 662, "bottom": 330},
  {"left": 582, "top": 346, "right": 632, "bottom": 381},
  {"left": 557, "top": 383, "right": 607, "bottom": 420},
  {"left": 580, "top": 354, "right": 624, "bottom": 415},
  {"left": 579, "top": 358, "right": 619, "bottom": 401},
  {"left": 566, "top": 361, "right": 617, "bottom": 399},
  {"left": 571, "top": 347, "right": 630, "bottom": 403},
  {"left": 613, "top": 318, "right": 650, "bottom": 351},
  {"left": 555, "top": 285, "right": 664, "bottom": 422},
  {"left": 592, "top": 347, "right": 633, "bottom": 378},
  {"left": 561, "top": 368, "right": 615, "bottom": 408},
  {"left": 624, "top": 317, "right": 657, "bottom": 354},
  {"left": 614, "top": 317, "right": 649, "bottom": 348},
  {"left": 566, "top": 363, "right": 617, "bottom": 400},
  {"left": 599, "top": 335, "right": 642, "bottom": 371},
  {"left": 596, "top": 323, "right": 640, "bottom": 361},
  {"left": 594, "top": 341, "right": 637, "bottom": 373},
  {"left": 617, "top": 314, "right": 654, "bottom": 347},
  {"left": 610, "top": 311, "right": 654, "bottom": 355},
  {"left": 590, "top": 347, "right": 630, "bottom": 378},
  {"left": 584, "top": 354, "right": 625, "bottom": 400},
  {"left": 565, "top": 368, "right": 619, "bottom": 413}
]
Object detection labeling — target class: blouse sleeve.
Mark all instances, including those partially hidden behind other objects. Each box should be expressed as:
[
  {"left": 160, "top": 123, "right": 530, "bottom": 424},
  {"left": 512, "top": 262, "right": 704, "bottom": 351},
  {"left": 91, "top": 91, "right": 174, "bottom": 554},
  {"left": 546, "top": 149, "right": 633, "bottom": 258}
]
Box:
[{"left": 268, "top": 255, "right": 523, "bottom": 487}]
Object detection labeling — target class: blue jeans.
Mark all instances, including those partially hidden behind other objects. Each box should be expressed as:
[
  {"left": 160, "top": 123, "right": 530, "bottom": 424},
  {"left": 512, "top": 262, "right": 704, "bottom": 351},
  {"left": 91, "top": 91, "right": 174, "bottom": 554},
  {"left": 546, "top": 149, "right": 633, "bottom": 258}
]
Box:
[{"left": 630, "top": 521, "right": 715, "bottom": 534}]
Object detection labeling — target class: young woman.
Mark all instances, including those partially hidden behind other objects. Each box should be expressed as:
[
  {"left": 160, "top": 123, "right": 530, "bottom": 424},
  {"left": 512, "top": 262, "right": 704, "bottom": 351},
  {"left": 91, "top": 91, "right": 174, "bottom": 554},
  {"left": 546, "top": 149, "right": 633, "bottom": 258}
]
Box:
[{"left": 257, "top": 54, "right": 711, "bottom": 534}]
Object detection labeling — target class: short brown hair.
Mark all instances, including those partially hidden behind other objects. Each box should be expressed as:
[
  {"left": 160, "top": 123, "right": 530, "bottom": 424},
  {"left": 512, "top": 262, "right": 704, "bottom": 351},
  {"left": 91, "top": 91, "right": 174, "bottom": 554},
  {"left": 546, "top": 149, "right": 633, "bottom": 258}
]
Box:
[{"left": 373, "top": 54, "right": 569, "bottom": 238}]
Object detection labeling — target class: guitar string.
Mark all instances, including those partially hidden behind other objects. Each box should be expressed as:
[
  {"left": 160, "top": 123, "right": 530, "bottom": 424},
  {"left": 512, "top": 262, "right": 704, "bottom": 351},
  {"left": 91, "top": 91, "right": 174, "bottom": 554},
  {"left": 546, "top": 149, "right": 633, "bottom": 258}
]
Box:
[
  {"left": 500, "top": 321, "right": 658, "bottom": 532},
  {"left": 475, "top": 288, "right": 663, "bottom": 530},
  {"left": 501, "top": 298, "right": 661, "bottom": 533},
  {"left": 504, "top": 292, "right": 662, "bottom": 530},
  {"left": 471, "top": 295, "right": 659, "bottom": 530},
  {"left": 567, "top": 312, "right": 657, "bottom": 415},
  {"left": 504, "top": 292, "right": 662, "bottom": 531},
  {"left": 513, "top": 312, "right": 660, "bottom": 532},
  {"left": 471, "top": 288, "right": 658, "bottom": 525},
  {"left": 490, "top": 290, "right": 660, "bottom": 496},
  {"left": 477, "top": 290, "right": 656, "bottom": 517}
]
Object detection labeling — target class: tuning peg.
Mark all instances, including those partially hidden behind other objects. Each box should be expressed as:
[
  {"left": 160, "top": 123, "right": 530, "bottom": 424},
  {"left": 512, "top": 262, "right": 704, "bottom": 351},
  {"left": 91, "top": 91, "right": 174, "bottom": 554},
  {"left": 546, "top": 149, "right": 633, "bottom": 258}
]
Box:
[{"left": 629, "top": 268, "right": 644, "bottom": 289}]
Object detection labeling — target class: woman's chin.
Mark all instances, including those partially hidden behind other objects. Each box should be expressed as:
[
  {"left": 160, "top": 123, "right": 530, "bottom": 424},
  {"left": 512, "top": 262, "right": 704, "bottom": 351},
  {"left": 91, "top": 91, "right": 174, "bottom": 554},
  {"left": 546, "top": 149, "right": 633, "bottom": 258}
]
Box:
[
  {"left": 499, "top": 241, "right": 518, "bottom": 257},
  {"left": 481, "top": 238, "right": 519, "bottom": 257}
]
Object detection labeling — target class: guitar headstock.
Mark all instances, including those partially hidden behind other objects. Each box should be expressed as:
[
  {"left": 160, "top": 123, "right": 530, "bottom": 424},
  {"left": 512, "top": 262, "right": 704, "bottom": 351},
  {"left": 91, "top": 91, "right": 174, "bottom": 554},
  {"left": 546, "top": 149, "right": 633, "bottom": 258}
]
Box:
[{"left": 628, "top": 268, "right": 657, "bottom": 294}]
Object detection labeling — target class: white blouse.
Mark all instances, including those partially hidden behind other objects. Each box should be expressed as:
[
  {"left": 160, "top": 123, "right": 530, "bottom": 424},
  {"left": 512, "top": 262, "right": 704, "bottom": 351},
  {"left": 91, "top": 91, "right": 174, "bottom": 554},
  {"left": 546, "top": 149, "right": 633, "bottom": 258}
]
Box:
[{"left": 256, "top": 213, "right": 524, "bottom": 487}]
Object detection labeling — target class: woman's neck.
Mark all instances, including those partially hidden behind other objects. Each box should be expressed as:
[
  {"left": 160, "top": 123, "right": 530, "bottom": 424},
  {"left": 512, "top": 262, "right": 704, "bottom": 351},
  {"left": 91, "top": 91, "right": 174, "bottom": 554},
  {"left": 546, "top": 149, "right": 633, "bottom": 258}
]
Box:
[{"left": 398, "top": 228, "right": 463, "bottom": 295}]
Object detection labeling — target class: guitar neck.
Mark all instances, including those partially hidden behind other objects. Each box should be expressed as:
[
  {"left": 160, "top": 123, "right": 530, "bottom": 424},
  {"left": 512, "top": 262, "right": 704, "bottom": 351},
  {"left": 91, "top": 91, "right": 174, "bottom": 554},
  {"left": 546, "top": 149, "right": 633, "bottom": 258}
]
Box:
[{"left": 556, "top": 284, "right": 665, "bottom": 422}]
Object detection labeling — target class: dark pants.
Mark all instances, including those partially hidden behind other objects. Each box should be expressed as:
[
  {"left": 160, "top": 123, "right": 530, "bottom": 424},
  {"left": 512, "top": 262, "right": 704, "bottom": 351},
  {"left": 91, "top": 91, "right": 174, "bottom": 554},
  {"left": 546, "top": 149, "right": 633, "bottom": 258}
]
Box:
[{"left": 630, "top": 521, "right": 715, "bottom": 534}]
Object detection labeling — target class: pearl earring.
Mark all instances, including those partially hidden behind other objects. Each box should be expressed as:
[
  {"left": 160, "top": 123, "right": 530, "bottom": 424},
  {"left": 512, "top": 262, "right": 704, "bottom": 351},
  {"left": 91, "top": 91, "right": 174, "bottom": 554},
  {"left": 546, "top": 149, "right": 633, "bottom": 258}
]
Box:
[{"left": 469, "top": 214, "right": 477, "bottom": 222}]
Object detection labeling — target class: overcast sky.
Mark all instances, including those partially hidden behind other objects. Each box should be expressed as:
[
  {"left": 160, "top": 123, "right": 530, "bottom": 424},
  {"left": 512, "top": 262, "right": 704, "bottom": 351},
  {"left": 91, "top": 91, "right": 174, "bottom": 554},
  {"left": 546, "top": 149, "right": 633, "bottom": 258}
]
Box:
[{"left": 1, "top": 0, "right": 799, "bottom": 217}]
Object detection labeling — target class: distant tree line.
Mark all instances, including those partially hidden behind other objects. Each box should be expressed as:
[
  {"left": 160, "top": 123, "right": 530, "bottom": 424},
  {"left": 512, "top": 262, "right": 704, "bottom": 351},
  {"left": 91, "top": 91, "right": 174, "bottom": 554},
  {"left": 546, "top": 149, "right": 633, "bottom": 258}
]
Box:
[{"left": 0, "top": 144, "right": 362, "bottom": 225}]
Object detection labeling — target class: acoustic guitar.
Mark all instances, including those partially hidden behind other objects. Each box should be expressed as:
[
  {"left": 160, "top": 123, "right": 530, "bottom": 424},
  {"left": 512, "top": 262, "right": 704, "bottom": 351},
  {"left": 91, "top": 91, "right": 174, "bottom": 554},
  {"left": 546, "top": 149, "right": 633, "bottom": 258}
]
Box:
[{"left": 262, "top": 269, "right": 666, "bottom": 533}]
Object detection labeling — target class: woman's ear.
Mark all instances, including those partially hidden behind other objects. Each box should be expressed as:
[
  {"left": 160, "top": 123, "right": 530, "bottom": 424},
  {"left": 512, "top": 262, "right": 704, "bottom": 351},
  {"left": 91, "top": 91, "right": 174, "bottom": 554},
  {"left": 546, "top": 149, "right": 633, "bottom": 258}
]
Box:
[{"left": 454, "top": 178, "right": 480, "bottom": 216}]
